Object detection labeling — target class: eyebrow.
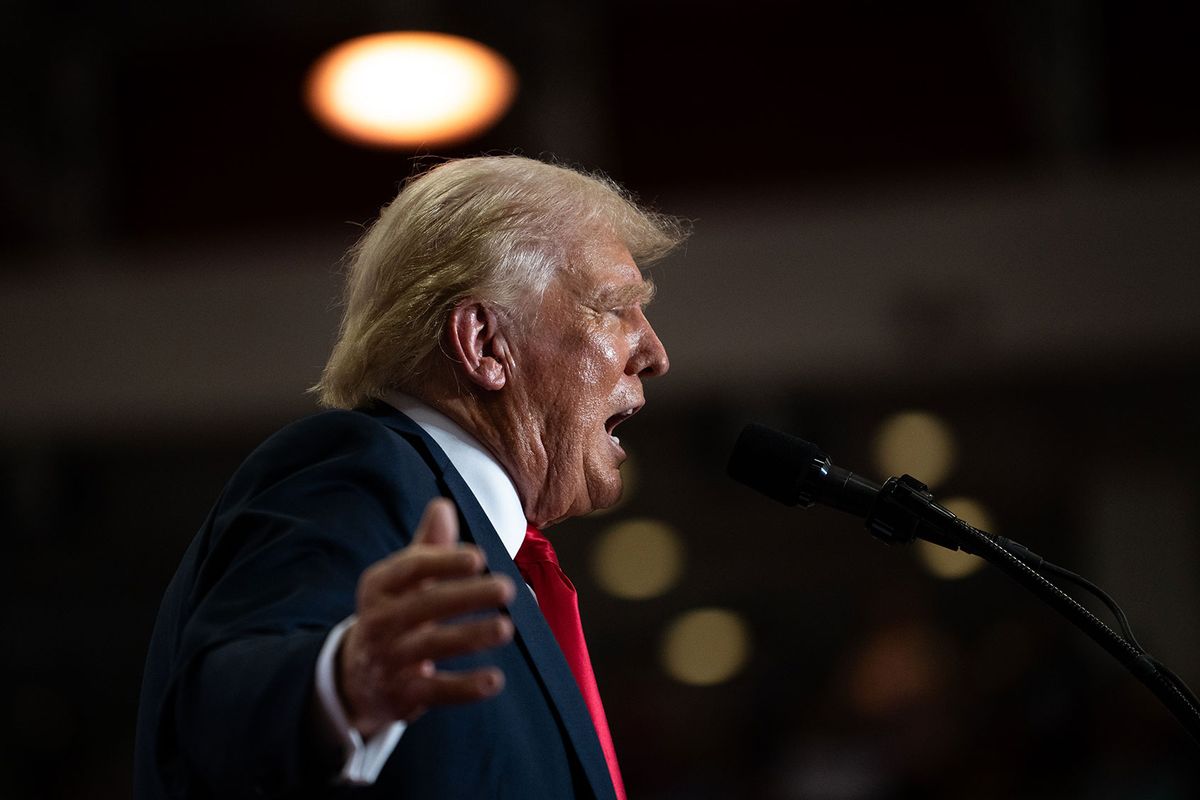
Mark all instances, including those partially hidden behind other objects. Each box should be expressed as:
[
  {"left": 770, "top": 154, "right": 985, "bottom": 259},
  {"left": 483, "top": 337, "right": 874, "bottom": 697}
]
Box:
[{"left": 595, "top": 278, "right": 657, "bottom": 308}]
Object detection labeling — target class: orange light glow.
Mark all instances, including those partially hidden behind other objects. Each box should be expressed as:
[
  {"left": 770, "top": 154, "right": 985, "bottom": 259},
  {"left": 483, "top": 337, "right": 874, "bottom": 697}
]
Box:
[{"left": 306, "top": 32, "right": 517, "bottom": 149}]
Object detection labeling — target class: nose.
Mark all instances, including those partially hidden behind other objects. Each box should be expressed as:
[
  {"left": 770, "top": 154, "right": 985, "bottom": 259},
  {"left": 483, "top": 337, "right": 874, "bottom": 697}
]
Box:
[{"left": 629, "top": 318, "right": 670, "bottom": 379}]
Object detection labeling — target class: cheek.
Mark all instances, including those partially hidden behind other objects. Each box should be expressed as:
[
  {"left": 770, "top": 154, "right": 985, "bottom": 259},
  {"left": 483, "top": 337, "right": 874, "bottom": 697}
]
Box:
[
  {"left": 563, "top": 335, "right": 613, "bottom": 390},
  {"left": 582, "top": 329, "right": 623, "bottom": 376}
]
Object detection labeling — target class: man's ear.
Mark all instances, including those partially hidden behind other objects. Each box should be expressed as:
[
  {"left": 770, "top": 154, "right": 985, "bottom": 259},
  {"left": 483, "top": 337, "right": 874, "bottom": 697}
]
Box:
[{"left": 446, "top": 301, "right": 509, "bottom": 391}]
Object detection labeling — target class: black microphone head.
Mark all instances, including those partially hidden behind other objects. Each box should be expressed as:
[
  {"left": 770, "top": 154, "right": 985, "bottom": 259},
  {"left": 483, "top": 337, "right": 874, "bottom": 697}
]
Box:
[{"left": 727, "top": 423, "right": 826, "bottom": 506}]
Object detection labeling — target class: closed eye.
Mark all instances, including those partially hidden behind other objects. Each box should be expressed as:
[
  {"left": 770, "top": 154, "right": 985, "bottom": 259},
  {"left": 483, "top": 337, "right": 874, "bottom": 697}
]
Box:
[{"left": 595, "top": 279, "right": 656, "bottom": 311}]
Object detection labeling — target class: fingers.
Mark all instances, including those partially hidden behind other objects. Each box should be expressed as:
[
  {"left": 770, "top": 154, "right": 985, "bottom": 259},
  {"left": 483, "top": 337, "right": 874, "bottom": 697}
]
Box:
[
  {"left": 343, "top": 654, "right": 507, "bottom": 732},
  {"left": 360, "top": 546, "right": 487, "bottom": 602},
  {"left": 412, "top": 497, "right": 459, "bottom": 548},
  {"left": 367, "top": 612, "right": 513, "bottom": 723},
  {"left": 359, "top": 498, "right": 490, "bottom": 601},
  {"left": 390, "top": 615, "right": 514, "bottom": 666},
  {"left": 368, "top": 573, "right": 516, "bottom": 630},
  {"left": 343, "top": 611, "right": 514, "bottom": 727},
  {"left": 403, "top": 667, "right": 507, "bottom": 713},
  {"left": 339, "top": 496, "right": 521, "bottom": 731}
]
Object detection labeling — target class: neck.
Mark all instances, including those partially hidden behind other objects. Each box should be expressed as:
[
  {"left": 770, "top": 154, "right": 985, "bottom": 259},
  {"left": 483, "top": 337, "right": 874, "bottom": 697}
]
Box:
[{"left": 406, "top": 375, "right": 561, "bottom": 528}]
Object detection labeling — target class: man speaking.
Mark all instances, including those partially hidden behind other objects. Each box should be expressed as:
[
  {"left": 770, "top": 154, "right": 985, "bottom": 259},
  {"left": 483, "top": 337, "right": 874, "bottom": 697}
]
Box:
[{"left": 134, "top": 156, "right": 685, "bottom": 799}]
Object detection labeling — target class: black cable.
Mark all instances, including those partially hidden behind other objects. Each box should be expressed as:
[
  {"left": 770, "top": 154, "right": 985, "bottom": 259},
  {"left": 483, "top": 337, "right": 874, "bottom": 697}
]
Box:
[
  {"left": 972, "top": 527, "right": 1146, "bottom": 653},
  {"left": 1146, "top": 654, "right": 1200, "bottom": 713},
  {"left": 1013, "top": 549, "right": 1200, "bottom": 720},
  {"left": 955, "top": 523, "right": 1200, "bottom": 745},
  {"left": 1034, "top": 560, "right": 1146, "bottom": 653},
  {"left": 974, "top": 527, "right": 1200, "bottom": 715}
]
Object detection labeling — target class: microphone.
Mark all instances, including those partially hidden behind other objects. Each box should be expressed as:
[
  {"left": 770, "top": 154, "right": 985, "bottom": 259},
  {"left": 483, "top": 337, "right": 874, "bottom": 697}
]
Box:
[
  {"left": 727, "top": 423, "right": 881, "bottom": 518},
  {"left": 729, "top": 431, "right": 1200, "bottom": 747},
  {"left": 727, "top": 422, "right": 980, "bottom": 553}
]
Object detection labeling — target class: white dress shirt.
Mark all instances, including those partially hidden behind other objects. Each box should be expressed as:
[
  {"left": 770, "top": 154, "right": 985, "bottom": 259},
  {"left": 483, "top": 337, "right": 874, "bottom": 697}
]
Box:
[{"left": 313, "top": 393, "right": 526, "bottom": 784}]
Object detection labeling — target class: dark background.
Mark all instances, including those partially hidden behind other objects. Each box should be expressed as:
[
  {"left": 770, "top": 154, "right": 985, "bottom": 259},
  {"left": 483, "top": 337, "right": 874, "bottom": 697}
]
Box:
[{"left": 3, "top": 1, "right": 1199, "bottom": 798}]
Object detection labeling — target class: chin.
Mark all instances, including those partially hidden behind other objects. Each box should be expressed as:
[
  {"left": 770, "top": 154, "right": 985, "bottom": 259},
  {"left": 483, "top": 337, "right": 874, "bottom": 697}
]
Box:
[{"left": 585, "top": 474, "right": 624, "bottom": 514}]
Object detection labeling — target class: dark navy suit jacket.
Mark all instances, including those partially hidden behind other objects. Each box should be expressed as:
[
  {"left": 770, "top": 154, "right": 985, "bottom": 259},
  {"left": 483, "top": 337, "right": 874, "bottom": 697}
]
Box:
[{"left": 134, "top": 405, "right": 618, "bottom": 799}]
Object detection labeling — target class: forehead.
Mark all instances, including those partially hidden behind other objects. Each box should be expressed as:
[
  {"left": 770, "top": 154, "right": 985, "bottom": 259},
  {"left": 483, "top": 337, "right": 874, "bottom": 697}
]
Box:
[{"left": 562, "top": 234, "right": 653, "bottom": 301}]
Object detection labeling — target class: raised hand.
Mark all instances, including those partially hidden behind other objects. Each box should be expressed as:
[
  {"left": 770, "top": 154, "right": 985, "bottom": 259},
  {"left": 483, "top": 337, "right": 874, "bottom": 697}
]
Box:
[{"left": 337, "top": 497, "right": 516, "bottom": 737}]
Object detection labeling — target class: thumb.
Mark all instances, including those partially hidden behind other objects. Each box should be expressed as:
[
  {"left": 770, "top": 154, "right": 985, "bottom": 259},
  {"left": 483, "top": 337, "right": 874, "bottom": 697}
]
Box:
[{"left": 413, "top": 497, "right": 460, "bottom": 548}]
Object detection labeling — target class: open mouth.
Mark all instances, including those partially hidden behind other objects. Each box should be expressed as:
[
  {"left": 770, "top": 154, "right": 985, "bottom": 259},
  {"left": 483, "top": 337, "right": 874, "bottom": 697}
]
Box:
[{"left": 604, "top": 405, "right": 641, "bottom": 445}]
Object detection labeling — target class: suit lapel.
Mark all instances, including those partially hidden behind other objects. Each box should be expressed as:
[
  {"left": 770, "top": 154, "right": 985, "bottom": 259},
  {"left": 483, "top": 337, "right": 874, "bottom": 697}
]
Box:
[{"left": 371, "top": 406, "right": 617, "bottom": 800}]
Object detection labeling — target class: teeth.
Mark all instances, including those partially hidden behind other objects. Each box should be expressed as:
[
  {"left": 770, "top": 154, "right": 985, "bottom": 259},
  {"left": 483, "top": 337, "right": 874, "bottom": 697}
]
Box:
[{"left": 606, "top": 407, "right": 638, "bottom": 443}]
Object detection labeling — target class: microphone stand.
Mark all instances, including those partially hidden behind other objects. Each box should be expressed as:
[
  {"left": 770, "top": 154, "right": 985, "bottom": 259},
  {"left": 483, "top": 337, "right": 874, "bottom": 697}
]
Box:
[{"left": 863, "top": 473, "right": 1200, "bottom": 746}]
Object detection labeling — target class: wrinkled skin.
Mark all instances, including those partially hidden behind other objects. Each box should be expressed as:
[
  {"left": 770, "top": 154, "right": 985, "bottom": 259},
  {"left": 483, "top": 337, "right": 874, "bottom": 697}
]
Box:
[
  {"left": 473, "top": 233, "right": 669, "bottom": 527},
  {"left": 337, "top": 232, "right": 669, "bottom": 736}
]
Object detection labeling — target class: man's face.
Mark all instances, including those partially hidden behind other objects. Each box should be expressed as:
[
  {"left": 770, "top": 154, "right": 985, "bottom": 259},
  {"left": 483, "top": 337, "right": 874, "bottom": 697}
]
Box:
[{"left": 509, "top": 233, "right": 668, "bottom": 527}]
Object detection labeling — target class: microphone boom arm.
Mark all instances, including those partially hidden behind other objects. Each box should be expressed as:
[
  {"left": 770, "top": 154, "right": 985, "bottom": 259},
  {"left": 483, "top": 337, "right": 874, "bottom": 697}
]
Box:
[
  {"left": 865, "top": 473, "right": 1200, "bottom": 747},
  {"left": 726, "top": 423, "right": 1200, "bottom": 747}
]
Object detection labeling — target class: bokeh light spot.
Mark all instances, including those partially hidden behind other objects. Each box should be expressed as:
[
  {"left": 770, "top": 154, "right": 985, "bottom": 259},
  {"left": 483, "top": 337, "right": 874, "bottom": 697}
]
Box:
[
  {"left": 591, "top": 518, "right": 683, "bottom": 599},
  {"left": 941, "top": 496, "right": 996, "bottom": 533},
  {"left": 846, "top": 623, "right": 949, "bottom": 716},
  {"left": 914, "top": 496, "right": 994, "bottom": 580},
  {"left": 660, "top": 608, "right": 751, "bottom": 686},
  {"left": 914, "top": 539, "right": 984, "bottom": 580},
  {"left": 872, "top": 410, "right": 957, "bottom": 487}
]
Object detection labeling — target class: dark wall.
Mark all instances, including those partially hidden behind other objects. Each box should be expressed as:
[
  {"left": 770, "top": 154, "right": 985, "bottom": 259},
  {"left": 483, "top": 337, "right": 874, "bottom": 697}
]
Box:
[{"left": 3, "top": 2, "right": 1199, "bottom": 798}]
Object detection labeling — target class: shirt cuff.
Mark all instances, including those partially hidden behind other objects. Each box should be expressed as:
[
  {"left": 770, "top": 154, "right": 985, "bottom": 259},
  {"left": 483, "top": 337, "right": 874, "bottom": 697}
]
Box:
[{"left": 315, "top": 615, "right": 407, "bottom": 785}]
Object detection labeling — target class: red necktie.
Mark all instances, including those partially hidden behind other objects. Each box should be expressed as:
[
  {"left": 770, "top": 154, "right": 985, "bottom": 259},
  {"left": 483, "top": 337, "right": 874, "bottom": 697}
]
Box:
[{"left": 515, "top": 524, "right": 627, "bottom": 800}]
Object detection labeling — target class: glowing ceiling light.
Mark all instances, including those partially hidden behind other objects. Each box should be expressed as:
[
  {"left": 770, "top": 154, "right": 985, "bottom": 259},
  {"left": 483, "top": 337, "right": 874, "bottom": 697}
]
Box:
[{"left": 306, "top": 31, "right": 517, "bottom": 149}]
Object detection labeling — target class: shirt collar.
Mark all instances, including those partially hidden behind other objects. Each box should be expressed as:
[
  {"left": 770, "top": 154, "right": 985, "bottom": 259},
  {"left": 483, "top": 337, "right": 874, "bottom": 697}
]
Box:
[{"left": 381, "top": 391, "right": 526, "bottom": 561}]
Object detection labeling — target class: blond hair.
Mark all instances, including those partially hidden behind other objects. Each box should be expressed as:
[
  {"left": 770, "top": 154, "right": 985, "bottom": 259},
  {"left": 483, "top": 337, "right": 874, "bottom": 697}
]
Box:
[{"left": 314, "top": 155, "right": 687, "bottom": 409}]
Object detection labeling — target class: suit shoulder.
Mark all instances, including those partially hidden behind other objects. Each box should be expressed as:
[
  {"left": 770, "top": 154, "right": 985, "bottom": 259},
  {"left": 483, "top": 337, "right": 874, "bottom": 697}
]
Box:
[
  {"left": 259, "top": 408, "right": 420, "bottom": 460},
  {"left": 223, "top": 409, "right": 432, "bottom": 503}
]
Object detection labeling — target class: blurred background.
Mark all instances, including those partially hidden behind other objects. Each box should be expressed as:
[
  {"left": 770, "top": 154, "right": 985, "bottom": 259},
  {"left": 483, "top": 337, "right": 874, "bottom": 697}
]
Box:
[{"left": 3, "top": 1, "right": 1199, "bottom": 797}]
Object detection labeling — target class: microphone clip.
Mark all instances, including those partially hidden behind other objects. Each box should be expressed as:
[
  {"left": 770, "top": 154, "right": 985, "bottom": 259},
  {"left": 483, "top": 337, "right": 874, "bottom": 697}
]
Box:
[{"left": 865, "top": 474, "right": 963, "bottom": 552}]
